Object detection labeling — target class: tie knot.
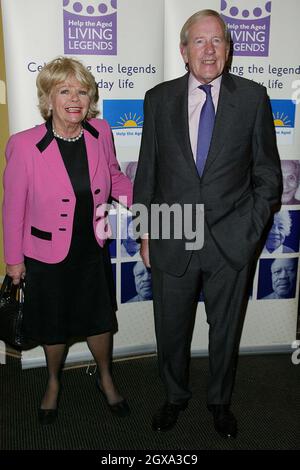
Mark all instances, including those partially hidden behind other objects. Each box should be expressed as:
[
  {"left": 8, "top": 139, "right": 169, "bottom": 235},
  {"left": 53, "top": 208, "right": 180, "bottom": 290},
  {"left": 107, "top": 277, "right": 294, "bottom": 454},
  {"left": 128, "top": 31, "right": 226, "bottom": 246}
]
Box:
[{"left": 199, "top": 84, "right": 212, "bottom": 96}]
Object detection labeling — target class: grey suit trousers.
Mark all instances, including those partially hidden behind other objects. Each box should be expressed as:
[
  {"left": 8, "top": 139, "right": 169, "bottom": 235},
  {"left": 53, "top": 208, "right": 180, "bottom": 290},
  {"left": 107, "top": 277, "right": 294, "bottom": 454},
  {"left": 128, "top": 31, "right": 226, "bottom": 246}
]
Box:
[{"left": 151, "top": 230, "right": 252, "bottom": 405}]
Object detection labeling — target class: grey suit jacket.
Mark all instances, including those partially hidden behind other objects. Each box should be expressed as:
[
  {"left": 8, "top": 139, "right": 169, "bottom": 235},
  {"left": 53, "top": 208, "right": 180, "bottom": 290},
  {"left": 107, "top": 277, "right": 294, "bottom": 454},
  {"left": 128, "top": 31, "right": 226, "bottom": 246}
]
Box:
[{"left": 133, "top": 72, "right": 282, "bottom": 275}]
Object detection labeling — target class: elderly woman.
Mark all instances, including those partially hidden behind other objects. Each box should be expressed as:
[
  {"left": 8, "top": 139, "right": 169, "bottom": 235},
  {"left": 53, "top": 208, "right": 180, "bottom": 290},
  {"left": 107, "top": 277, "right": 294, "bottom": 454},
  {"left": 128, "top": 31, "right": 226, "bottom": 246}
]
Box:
[
  {"left": 281, "top": 160, "right": 300, "bottom": 205},
  {"left": 2, "top": 57, "right": 132, "bottom": 424}
]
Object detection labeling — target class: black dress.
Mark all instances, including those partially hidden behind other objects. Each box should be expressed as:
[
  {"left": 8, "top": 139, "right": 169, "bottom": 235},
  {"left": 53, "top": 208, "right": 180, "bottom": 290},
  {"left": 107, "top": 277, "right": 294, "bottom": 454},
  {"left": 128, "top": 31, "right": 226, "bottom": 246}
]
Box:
[{"left": 23, "top": 135, "right": 117, "bottom": 344}]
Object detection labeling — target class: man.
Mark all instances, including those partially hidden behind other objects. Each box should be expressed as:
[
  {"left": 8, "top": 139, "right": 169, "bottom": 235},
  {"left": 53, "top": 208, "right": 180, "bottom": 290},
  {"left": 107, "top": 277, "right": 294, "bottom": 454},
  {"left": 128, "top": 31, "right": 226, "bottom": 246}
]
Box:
[
  {"left": 263, "top": 211, "right": 294, "bottom": 254},
  {"left": 263, "top": 258, "right": 297, "bottom": 299},
  {"left": 133, "top": 10, "right": 282, "bottom": 438},
  {"left": 126, "top": 261, "right": 152, "bottom": 302},
  {"left": 281, "top": 160, "right": 300, "bottom": 205}
]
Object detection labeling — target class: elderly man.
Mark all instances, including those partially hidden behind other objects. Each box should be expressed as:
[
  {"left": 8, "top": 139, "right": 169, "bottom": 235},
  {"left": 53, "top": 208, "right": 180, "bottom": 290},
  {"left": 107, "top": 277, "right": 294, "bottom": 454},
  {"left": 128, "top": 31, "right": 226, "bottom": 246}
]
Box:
[
  {"left": 126, "top": 261, "right": 152, "bottom": 302},
  {"left": 263, "top": 258, "right": 297, "bottom": 299},
  {"left": 133, "top": 9, "right": 282, "bottom": 438}
]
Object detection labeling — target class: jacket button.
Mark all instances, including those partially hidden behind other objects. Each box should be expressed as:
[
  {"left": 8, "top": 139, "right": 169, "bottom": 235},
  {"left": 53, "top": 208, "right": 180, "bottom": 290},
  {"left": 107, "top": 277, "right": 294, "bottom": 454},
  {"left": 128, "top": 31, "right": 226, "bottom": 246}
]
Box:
[
  {"left": 62, "top": 199, "right": 70, "bottom": 202},
  {"left": 94, "top": 189, "right": 101, "bottom": 194},
  {"left": 60, "top": 214, "right": 68, "bottom": 217}
]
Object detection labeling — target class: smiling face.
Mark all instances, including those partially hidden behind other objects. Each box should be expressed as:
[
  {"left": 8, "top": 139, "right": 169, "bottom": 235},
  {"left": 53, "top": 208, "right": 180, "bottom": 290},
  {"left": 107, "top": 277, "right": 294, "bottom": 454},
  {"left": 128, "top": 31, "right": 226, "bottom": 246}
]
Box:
[
  {"left": 266, "top": 223, "right": 286, "bottom": 252},
  {"left": 180, "top": 15, "right": 229, "bottom": 84},
  {"left": 49, "top": 75, "right": 90, "bottom": 135},
  {"left": 266, "top": 213, "right": 290, "bottom": 252}
]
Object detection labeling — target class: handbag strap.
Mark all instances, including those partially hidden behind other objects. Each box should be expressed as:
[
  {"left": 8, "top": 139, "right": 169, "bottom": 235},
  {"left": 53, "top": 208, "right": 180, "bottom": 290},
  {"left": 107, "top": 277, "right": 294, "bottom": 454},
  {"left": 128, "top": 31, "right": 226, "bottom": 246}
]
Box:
[
  {"left": 0, "top": 275, "right": 24, "bottom": 302},
  {"left": 0, "top": 274, "right": 12, "bottom": 298}
]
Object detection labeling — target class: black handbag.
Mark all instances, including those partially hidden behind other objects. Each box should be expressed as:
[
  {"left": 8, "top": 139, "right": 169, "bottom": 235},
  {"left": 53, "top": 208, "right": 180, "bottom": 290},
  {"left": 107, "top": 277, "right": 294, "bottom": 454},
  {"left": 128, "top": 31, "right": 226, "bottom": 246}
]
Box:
[{"left": 0, "top": 275, "right": 35, "bottom": 349}]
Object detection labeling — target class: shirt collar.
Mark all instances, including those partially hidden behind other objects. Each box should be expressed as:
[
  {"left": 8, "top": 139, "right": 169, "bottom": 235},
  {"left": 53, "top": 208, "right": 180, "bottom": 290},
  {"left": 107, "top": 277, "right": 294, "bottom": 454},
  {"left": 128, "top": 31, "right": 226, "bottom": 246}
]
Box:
[{"left": 188, "top": 73, "right": 222, "bottom": 96}]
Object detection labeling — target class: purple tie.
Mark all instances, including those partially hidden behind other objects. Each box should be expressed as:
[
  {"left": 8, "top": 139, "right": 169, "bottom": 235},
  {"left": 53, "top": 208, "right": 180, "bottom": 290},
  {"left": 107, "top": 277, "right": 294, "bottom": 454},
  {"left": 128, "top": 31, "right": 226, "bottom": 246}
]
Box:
[{"left": 196, "top": 84, "right": 215, "bottom": 177}]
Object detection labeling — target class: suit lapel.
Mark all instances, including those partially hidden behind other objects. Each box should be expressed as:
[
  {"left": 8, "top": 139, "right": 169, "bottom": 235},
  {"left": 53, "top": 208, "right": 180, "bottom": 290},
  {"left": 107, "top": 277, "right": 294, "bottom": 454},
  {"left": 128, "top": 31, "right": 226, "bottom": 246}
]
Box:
[
  {"left": 36, "top": 120, "right": 100, "bottom": 192},
  {"left": 83, "top": 126, "right": 99, "bottom": 183},
  {"left": 37, "top": 127, "right": 75, "bottom": 195},
  {"left": 202, "top": 73, "right": 237, "bottom": 177},
  {"left": 168, "top": 73, "right": 238, "bottom": 179},
  {"left": 43, "top": 142, "right": 75, "bottom": 195},
  {"left": 167, "top": 74, "right": 197, "bottom": 174}
]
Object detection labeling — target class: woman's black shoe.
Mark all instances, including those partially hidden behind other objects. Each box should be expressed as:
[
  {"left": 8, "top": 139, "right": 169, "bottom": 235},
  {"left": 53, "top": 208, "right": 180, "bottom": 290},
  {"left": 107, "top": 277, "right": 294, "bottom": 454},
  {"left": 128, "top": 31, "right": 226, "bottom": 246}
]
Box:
[
  {"left": 96, "top": 377, "right": 130, "bottom": 418},
  {"left": 38, "top": 408, "right": 58, "bottom": 425}
]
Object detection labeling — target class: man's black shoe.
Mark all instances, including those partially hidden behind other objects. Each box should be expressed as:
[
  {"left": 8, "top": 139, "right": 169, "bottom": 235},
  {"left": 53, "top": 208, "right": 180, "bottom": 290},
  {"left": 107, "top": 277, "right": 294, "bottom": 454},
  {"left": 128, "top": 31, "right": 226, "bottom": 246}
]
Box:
[
  {"left": 152, "top": 401, "right": 188, "bottom": 432},
  {"left": 207, "top": 404, "right": 238, "bottom": 438}
]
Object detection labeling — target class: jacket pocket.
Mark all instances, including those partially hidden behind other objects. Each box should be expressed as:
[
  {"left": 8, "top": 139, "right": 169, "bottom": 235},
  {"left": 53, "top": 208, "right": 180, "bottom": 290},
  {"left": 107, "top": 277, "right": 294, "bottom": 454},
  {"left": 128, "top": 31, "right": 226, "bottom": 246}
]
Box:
[{"left": 31, "top": 226, "right": 52, "bottom": 241}]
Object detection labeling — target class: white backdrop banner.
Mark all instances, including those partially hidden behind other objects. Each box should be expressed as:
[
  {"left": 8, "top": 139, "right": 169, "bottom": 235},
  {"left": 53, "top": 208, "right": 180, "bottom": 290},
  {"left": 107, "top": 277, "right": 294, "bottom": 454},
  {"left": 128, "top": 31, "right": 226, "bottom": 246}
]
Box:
[{"left": 1, "top": 0, "right": 299, "bottom": 367}]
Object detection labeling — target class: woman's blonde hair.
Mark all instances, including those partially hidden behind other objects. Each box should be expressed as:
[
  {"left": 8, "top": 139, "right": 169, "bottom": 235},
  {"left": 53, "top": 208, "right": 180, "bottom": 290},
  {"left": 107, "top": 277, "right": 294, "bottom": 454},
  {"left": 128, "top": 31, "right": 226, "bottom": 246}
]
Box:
[{"left": 36, "top": 56, "right": 99, "bottom": 121}]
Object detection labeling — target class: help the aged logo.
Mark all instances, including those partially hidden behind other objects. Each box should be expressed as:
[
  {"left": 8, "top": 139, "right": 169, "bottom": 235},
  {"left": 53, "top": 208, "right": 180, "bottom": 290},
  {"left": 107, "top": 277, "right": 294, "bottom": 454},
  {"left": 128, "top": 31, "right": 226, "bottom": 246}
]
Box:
[
  {"left": 221, "top": 0, "right": 272, "bottom": 56},
  {"left": 63, "top": 0, "right": 117, "bottom": 55}
]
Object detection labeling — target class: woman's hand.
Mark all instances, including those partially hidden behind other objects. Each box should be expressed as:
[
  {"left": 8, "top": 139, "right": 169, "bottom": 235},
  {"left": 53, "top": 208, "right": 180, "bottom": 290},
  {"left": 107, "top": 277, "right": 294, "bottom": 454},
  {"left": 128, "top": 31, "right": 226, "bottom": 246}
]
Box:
[{"left": 6, "top": 263, "right": 26, "bottom": 285}]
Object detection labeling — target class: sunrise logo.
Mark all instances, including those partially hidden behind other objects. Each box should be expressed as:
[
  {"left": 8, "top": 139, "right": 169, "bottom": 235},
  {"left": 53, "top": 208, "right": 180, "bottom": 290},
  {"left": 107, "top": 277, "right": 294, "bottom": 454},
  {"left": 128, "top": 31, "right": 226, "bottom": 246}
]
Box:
[
  {"left": 103, "top": 100, "right": 143, "bottom": 129},
  {"left": 115, "top": 113, "right": 143, "bottom": 129},
  {"left": 271, "top": 100, "right": 296, "bottom": 145},
  {"left": 221, "top": 0, "right": 272, "bottom": 56},
  {"left": 273, "top": 112, "right": 291, "bottom": 128},
  {"left": 103, "top": 99, "right": 144, "bottom": 147},
  {"left": 63, "top": 0, "right": 117, "bottom": 55}
]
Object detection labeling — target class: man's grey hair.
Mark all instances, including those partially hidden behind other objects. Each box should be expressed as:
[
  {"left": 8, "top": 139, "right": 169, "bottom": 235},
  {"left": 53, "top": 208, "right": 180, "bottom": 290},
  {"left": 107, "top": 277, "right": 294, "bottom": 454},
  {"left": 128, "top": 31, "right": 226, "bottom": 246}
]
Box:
[{"left": 180, "top": 9, "right": 231, "bottom": 46}]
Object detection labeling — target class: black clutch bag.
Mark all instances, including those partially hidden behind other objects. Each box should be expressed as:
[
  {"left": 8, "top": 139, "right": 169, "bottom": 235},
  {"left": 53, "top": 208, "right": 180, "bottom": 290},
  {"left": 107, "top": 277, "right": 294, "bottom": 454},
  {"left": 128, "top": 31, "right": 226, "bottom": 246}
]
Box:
[{"left": 0, "top": 275, "right": 35, "bottom": 350}]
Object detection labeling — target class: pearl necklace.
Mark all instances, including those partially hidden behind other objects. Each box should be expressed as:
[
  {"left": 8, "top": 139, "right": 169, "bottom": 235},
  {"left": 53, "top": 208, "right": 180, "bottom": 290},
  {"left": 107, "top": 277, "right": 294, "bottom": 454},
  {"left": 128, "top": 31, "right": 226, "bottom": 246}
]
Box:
[{"left": 53, "top": 127, "right": 83, "bottom": 142}]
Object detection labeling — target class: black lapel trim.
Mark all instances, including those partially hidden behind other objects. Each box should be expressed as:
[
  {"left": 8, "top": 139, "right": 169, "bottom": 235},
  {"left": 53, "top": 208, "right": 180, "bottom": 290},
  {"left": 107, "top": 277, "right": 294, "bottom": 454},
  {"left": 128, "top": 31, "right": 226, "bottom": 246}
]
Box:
[
  {"left": 36, "top": 119, "right": 54, "bottom": 153},
  {"left": 82, "top": 120, "right": 99, "bottom": 138},
  {"left": 36, "top": 119, "right": 99, "bottom": 153}
]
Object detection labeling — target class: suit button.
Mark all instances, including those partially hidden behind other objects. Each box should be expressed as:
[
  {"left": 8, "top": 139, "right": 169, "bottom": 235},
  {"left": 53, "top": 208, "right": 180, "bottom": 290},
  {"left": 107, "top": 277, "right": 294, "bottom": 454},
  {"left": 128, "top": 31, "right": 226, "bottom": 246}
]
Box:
[
  {"left": 94, "top": 189, "right": 101, "bottom": 194},
  {"left": 62, "top": 199, "right": 70, "bottom": 202},
  {"left": 59, "top": 228, "right": 66, "bottom": 231},
  {"left": 60, "top": 214, "right": 68, "bottom": 217}
]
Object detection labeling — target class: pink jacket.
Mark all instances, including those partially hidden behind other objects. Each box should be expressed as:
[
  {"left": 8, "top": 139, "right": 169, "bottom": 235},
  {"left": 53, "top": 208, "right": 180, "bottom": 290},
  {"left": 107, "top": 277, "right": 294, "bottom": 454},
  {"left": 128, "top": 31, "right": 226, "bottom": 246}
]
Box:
[{"left": 2, "top": 118, "right": 133, "bottom": 265}]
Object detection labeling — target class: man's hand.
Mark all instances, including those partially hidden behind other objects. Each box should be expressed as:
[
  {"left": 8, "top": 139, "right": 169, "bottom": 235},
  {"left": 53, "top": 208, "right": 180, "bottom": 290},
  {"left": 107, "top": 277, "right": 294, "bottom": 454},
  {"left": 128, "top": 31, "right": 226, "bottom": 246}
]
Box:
[
  {"left": 6, "top": 263, "right": 26, "bottom": 285},
  {"left": 140, "top": 238, "right": 151, "bottom": 268}
]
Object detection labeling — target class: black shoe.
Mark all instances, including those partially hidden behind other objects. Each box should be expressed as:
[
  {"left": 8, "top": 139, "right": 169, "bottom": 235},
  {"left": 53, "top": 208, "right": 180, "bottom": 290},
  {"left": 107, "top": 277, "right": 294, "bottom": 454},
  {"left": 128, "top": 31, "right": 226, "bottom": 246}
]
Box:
[
  {"left": 207, "top": 404, "right": 237, "bottom": 438},
  {"left": 152, "top": 401, "right": 188, "bottom": 432},
  {"left": 96, "top": 377, "right": 130, "bottom": 418},
  {"left": 38, "top": 408, "right": 58, "bottom": 425},
  {"left": 38, "top": 385, "right": 61, "bottom": 425}
]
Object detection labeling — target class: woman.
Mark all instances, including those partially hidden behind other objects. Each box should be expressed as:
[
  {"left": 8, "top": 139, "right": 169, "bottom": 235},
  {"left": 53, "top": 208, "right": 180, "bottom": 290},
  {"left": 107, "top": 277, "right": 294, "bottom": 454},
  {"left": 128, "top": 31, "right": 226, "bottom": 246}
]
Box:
[{"left": 2, "top": 57, "right": 133, "bottom": 424}]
